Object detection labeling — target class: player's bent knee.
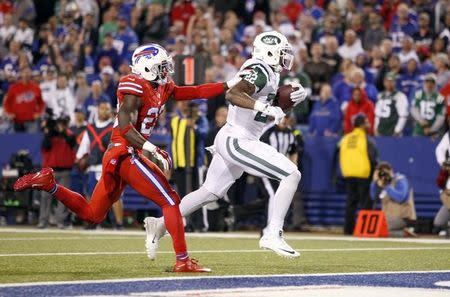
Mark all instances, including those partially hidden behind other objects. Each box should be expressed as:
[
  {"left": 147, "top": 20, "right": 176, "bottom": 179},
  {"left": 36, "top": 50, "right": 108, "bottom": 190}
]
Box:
[
  {"left": 79, "top": 207, "right": 104, "bottom": 225},
  {"left": 282, "top": 169, "right": 301, "bottom": 184}
]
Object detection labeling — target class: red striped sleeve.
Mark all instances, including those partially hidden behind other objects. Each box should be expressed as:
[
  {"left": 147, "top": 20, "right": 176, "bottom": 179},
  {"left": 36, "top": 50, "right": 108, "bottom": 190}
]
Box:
[{"left": 117, "top": 81, "right": 143, "bottom": 97}]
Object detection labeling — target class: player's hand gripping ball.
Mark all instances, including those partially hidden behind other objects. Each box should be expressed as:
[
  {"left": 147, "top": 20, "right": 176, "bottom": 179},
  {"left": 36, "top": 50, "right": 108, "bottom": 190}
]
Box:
[{"left": 276, "top": 83, "right": 307, "bottom": 112}]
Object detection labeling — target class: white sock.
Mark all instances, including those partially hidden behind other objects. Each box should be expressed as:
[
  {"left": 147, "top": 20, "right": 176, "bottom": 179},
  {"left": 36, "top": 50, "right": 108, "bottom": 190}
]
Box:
[{"left": 267, "top": 170, "right": 301, "bottom": 234}]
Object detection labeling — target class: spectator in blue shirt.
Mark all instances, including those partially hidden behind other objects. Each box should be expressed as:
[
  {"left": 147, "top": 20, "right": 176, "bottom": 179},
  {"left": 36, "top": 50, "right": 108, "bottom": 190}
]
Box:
[
  {"left": 397, "top": 58, "right": 422, "bottom": 102},
  {"left": 1, "top": 41, "right": 20, "bottom": 71},
  {"left": 313, "top": 15, "right": 343, "bottom": 45},
  {"left": 370, "top": 161, "right": 417, "bottom": 237},
  {"left": 83, "top": 80, "right": 112, "bottom": 123},
  {"left": 113, "top": 14, "right": 139, "bottom": 61},
  {"left": 303, "top": 0, "right": 324, "bottom": 21},
  {"left": 334, "top": 68, "right": 378, "bottom": 108},
  {"left": 309, "top": 84, "right": 341, "bottom": 137},
  {"left": 95, "top": 33, "right": 120, "bottom": 71},
  {"left": 390, "top": 3, "right": 418, "bottom": 52},
  {"left": 99, "top": 66, "right": 117, "bottom": 107}
]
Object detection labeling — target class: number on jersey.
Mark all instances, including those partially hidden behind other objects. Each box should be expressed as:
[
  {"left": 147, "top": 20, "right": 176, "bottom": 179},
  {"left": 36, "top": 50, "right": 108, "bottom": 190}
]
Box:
[{"left": 419, "top": 101, "right": 436, "bottom": 120}]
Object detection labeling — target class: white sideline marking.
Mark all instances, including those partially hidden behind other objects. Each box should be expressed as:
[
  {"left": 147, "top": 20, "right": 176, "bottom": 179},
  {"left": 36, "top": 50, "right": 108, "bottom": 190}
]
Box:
[
  {"left": 1, "top": 227, "right": 450, "bottom": 244},
  {"left": 1, "top": 246, "right": 450, "bottom": 257},
  {"left": 130, "top": 286, "right": 450, "bottom": 297},
  {"left": 0, "top": 237, "right": 139, "bottom": 241},
  {"left": 0, "top": 270, "right": 449, "bottom": 288}
]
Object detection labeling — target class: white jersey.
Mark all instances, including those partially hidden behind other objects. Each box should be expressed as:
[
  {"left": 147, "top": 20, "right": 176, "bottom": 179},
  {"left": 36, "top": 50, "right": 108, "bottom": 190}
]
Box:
[{"left": 225, "top": 57, "right": 280, "bottom": 140}]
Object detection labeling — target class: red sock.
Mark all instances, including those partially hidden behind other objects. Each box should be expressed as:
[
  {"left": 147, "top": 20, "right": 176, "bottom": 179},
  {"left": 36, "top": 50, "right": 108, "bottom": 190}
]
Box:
[
  {"left": 162, "top": 205, "right": 188, "bottom": 261},
  {"left": 52, "top": 185, "right": 94, "bottom": 223}
]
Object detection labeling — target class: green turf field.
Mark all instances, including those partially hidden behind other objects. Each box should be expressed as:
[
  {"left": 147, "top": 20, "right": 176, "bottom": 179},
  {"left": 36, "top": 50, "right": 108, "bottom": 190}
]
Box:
[{"left": 1, "top": 229, "right": 449, "bottom": 284}]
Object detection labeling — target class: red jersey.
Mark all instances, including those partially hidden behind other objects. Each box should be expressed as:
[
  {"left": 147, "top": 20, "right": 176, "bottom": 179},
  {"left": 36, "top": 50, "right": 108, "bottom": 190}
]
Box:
[
  {"left": 111, "top": 73, "right": 225, "bottom": 146},
  {"left": 3, "top": 81, "right": 45, "bottom": 124},
  {"left": 440, "top": 81, "right": 450, "bottom": 116},
  {"left": 111, "top": 74, "right": 173, "bottom": 145},
  {"left": 344, "top": 89, "right": 375, "bottom": 135}
]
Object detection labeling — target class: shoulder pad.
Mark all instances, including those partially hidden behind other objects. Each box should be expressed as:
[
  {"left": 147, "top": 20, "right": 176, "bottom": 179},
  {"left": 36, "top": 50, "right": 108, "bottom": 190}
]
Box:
[{"left": 118, "top": 74, "right": 144, "bottom": 97}]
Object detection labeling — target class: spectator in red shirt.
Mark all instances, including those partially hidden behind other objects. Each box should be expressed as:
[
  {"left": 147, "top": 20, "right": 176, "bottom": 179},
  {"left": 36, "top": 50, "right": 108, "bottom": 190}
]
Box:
[
  {"left": 3, "top": 66, "right": 45, "bottom": 133},
  {"left": 281, "top": 0, "right": 302, "bottom": 24},
  {"left": 380, "top": 0, "right": 400, "bottom": 31},
  {"left": 440, "top": 80, "right": 450, "bottom": 117},
  {"left": 170, "top": 0, "right": 195, "bottom": 33},
  {"left": 344, "top": 88, "right": 375, "bottom": 135}
]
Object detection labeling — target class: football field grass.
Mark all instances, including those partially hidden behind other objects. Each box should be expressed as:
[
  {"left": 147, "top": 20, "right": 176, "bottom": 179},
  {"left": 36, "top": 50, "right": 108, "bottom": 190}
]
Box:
[{"left": 0, "top": 228, "right": 450, "bottom": 284}]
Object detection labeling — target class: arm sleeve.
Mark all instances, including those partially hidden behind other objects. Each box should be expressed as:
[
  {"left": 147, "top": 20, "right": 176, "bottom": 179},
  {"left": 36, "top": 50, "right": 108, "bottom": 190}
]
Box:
[
  {"left": 430, "top": 96, "right": 446, "bottom": 132},
  {"left": 3, "top": 86, "right": 15, "bottom": 114},
  {"left": 410, "top": 92, "right": 424, "bottom": 122},
  {"left": 410, "top": 105, "right": 423, "bottom": 122},
  {"left": 172, "top": 83, "right": 225, "bottom": 101},
  {"left": 330, "top": 103, "right": 342, "bottom": 133},
  {"left": 430, "top": 115, "right": 445, "bottom": 133},
  {"left": 435, "top": 133, "right": 450, "bottom": 165},
  {"left": 394, "top": 92, "right": 409, "bottom": 133},
  {"left": 385, "top": 175, "right": 409, "bottom": 203},
  {"left": 76, "top": 131, "right": 90, "bottom": 160},
  {"left": 374, "top": 115, "right": 380, "bottom": 132}
]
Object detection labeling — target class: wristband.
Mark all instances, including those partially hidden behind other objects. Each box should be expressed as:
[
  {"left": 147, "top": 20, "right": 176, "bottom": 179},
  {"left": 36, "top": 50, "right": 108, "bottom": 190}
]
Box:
[
  {"left": 120, "top": 123, "right": 134, "bottom": 136},
  {"left": 143, "top": 141, "right": 156, "bottom": 153},
  {"left": 253, "top": 101, "right": 266, "bottom": 112}
]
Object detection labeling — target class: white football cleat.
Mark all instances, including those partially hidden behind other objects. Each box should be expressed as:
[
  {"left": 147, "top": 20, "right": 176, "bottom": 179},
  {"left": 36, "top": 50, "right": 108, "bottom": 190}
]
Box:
[
  {"left": 259, "top": 230, "right": 300, "bottom": 258},
  {"left": 144, "top": 217, "right": 165, "bottom": 260}
]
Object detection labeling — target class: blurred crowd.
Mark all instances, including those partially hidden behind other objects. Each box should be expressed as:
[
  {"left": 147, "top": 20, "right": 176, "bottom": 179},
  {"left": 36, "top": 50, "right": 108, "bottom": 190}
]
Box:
[{"left": 0, "top": 0, "right": 449, "bottom": 138}]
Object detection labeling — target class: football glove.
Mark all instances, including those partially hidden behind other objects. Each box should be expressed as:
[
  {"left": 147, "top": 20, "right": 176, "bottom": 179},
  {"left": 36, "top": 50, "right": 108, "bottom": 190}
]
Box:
[{"left": 289, "top": 82, "right": 307, "bottom": 106}]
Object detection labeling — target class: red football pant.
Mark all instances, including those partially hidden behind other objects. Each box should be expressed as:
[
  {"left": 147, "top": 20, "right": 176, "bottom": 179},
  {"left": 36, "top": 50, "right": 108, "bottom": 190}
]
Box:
[{"left": 52, "top": 147, "right": 187, "bottom": 259}]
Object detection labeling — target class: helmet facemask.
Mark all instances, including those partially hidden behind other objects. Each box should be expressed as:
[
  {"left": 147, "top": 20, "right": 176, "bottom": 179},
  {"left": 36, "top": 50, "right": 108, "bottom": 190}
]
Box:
[
  {"left": 280, "top": 45, "right": 294, "bottom": 71},
  {"left": 149, "top": 58, "right": 174, "bottom": 85}
]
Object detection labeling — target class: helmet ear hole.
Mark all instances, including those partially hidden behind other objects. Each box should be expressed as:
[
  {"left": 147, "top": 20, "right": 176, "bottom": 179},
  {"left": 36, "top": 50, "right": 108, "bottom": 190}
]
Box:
[
  {"left": 268, "top": 52, "right": 273, "bottom": 57},
  {"left": 144, "top": 67, "right": 150, "bottom": 72}
]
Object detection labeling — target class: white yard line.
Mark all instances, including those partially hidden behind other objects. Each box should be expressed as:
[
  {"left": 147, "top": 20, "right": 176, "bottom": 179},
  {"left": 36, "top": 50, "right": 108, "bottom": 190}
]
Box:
[
  {"left": 1, "top": 246, "right": 450, "bottom": 257},
  {"left": 1, "top": 227, "right": 449, "bottom": 244},
  {"left": 0, "top": 270, "right": 449, "bottom": 288}
]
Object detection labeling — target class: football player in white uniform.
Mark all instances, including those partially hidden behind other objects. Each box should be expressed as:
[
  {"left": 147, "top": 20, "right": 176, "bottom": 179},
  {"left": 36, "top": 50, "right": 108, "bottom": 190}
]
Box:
[{"left": 144, "top": 31, "right": 307, "bottom": 258}]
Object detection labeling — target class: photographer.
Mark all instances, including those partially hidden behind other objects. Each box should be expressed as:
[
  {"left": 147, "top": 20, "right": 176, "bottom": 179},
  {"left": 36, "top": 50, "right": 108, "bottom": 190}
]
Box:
[
  {"left": 38, "top": 113, "right": 76, "bottom": 229},
  {"left": 433, "top": 159, "right": 450, "bottom": 237},
  {"left": 370, "top": 162, "right": 417, "bottom": 237}
]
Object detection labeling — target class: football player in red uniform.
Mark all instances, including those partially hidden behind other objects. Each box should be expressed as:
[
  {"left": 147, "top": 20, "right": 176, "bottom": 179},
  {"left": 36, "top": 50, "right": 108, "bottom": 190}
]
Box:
[{"left": 14, "top": 44, "right": 232, "bottom": 272}]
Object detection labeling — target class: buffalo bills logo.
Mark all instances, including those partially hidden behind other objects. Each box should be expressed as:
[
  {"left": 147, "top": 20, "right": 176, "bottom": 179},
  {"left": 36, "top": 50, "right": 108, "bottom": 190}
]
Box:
[{"left": 134, "top": 46, "right": 159, "bottom": 63}]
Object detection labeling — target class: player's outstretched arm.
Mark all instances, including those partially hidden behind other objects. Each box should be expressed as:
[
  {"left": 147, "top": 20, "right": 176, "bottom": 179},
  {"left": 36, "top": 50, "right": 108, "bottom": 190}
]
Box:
[
  {"left": 118, "top": 94, "right": 147, "bottom": 149},
  {"left": 172, "top": 82, "right": 227, "bottom": 101}
]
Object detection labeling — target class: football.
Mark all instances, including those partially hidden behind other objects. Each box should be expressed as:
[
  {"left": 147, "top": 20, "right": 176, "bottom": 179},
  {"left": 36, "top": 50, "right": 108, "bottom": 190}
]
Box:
[{"left": 275, "top": 84, "right": 297, "bottom": 112}]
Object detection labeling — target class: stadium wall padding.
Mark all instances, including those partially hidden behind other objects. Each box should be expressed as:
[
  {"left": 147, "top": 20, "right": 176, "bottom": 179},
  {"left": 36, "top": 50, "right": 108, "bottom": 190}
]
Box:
[{"left": 0, "top": 134, "right": 442, "bottom": 223}]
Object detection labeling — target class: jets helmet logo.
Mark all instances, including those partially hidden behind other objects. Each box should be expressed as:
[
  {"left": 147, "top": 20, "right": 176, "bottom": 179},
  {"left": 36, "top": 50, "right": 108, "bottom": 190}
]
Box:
[{"left": 261, "top": 35, "right": 281, "bottom": 45}]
